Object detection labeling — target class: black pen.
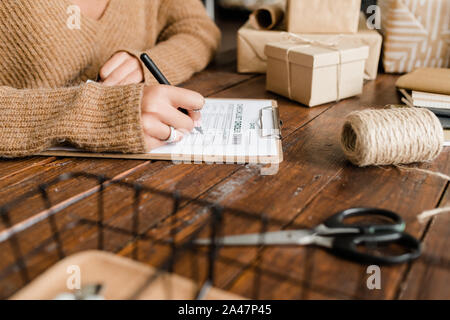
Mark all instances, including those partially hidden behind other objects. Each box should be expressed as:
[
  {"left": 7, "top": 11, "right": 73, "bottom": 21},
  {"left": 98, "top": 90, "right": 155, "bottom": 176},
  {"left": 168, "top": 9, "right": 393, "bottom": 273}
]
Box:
[{"left": 140, "top": 53, "right": 203, "bottom": 134}]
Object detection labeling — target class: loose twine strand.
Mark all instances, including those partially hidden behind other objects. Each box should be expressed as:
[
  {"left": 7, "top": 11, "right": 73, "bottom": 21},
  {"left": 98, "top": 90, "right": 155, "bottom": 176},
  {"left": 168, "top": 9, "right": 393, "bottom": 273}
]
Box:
[
  {"left": 398, "top": 166, "right": 450, "bottom": 223},
  {"left": 340, "top": 107, "right": 448, "bottom": 223}
]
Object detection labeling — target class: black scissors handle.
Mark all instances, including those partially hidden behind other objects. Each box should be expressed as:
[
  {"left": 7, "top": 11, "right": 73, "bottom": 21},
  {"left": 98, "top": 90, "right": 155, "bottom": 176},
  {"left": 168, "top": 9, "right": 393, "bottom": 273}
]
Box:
[
  {"left": 323, "top": 208, "right": 406, "bottom": 234},
  {"left": 331, "top": 231, "right": 422, "bottom": 265}
]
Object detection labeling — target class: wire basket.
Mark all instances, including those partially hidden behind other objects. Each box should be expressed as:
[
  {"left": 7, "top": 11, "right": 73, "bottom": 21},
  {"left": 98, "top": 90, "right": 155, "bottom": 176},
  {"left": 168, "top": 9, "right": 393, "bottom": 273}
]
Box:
[
  {"left": 1, "top": 172, "right": 447, "bottom": 300},
  {"left": 0, "top": 171, "right": 315, "bottom": 300}
]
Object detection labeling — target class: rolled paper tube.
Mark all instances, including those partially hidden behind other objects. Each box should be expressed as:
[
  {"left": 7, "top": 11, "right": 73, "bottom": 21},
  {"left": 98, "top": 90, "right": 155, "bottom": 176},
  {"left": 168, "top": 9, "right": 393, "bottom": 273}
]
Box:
[
  {"left": 340, "top": 107, "right": 444, "bottom": 167},
  {"left": 249, "top": 2, "right": 285, "bottom": 30}
]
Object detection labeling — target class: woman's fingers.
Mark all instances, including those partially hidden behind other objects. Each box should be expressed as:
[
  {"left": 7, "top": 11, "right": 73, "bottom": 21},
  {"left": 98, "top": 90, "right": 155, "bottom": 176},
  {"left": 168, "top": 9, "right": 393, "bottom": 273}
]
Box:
[
  {"left": 142, "top": 114, "right": 171, "bottom": 140},
  {"left": 120, "top": 70, "right": 144, "bottom": 86},
  {"left": 157, "top": 104, "right": 194, "bottom": 133},
  {"left": 142, "top": 114, "right": 184, "bottom": 141},
  {"left": 103, "top": 58, "right": 138, "bottom": 86},
  {"left": 188, "top": 109, "right": 202, "bottom": 125},
  {"left": 142, "top": 86, "right": 199, "bottom": 132},
  {"left": 100, "top": 52, "right": 144, "bottom": 86},
  {"left": 164, "top": 86, "right": 204, "bottom": 126},
  {"left": 163, "top": 86, "right": 205, "bottom": 111},
  {"left": 143, "top": 135, "right": 167, "bottom": 151},
  {"left": 141, "top": 115, "right": 185, "bottom": 151},
  {"left": 99, "top": 52, "right": 130, "bottom": 80},
  {"left": 141, "top": 85, "right": 207, "bottom": 137}
]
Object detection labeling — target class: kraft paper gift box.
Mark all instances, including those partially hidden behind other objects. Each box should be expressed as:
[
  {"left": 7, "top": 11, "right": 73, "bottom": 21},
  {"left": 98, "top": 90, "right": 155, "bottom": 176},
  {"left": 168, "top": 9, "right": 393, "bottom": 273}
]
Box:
[
  {"left": 265, "top": 39, "right": 369, "bottom": 107},
  {"left": 12, "top": 251, "right": 245, "bottom": 300},
  {"left": 237, "top": 13, "right": 382, "bottom": 80},
  {"left": 286, "top": 0, "right": 361, "bottom": 34},
  {"left": 379, "top": 0, "right": 450, "bottom": 73}
]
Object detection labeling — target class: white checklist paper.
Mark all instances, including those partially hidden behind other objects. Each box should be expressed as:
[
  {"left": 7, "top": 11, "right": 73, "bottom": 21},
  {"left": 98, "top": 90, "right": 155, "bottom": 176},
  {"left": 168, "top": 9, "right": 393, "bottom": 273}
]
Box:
[
  {"left": 44, "top": 98, "right": 281, "bottom": 163},
  {"left": 150, "top": 99, "right": 279, "bottom": 159}
]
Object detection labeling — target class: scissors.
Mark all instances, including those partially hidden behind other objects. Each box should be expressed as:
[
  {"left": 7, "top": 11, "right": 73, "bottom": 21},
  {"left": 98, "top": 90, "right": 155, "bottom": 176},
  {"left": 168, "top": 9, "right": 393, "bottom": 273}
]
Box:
[{"left": 194, "top": 208, "right": 422, "bottom": 265}]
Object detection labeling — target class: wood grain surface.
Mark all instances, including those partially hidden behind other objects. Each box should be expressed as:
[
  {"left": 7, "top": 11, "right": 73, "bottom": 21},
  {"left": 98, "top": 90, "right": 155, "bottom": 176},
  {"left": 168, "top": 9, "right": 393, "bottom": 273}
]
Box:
[{"left": 0, "top": 50, "right": 448, "bottom": 300}]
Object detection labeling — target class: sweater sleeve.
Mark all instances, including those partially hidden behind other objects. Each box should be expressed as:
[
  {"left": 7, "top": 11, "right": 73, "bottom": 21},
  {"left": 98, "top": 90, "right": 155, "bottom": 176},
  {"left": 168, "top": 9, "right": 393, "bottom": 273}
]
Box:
[
  {"left": 127, "top": 0, "right": 221, "bottom": 85},
  {"left": 0, "top": 83, "right": 148, "bottom": 158}
]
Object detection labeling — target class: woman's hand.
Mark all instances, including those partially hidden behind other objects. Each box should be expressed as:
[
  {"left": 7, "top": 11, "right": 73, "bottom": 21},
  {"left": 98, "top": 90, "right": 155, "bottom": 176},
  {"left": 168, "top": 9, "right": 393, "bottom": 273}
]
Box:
[
  {"left": 100, "top": 52, "right": 144, "bottom": 86},
  {"left": 141, "top": 85, "right": 204, "bottom": 150}
]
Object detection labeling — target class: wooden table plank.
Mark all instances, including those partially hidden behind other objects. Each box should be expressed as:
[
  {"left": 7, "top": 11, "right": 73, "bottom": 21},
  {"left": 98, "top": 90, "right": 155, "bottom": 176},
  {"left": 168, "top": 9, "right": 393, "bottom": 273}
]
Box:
[
  {"left": 0, "top": 75, "right": 329, "bottom": 262},
  {"left": 181, "top": 49, "right": 257, "bottom": 96},
  {"left": 0, "top": 159, "right": 149, "bottom": 228},
  {"left": 119, "top": 74, "right": 450, "bottom": 300},
  {"left": 398, "top": 185, "right": 450, "bottom": 299},
  {"left": 55, "top": 76, "right": 334, "bottom": 252},
  {"left": 0, "top": 51, "right": 260, "bottom": 298},
  {"left": 0, "top": 157, "right": 57, "bottom": 181},
  {"left": 221, "top": 75, "right": 450, "bottom": 299},
  {"left": 1, "top": 57, "right": 448, "bottom": 300},
  {"left": 105, "top": 76, "right": 374, "bottom": 272},
  {"left": 226, "top": 151, "right": 449, "bottom": 299},
  {"left": 0, "top": 71, "right": 335, "bottom": 298}
]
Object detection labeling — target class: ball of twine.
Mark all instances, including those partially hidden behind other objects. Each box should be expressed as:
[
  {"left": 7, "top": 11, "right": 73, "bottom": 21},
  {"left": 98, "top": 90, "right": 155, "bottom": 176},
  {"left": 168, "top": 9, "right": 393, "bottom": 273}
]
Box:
[{"left": 340, "top": 107, "right": 444, "bottom": 167}]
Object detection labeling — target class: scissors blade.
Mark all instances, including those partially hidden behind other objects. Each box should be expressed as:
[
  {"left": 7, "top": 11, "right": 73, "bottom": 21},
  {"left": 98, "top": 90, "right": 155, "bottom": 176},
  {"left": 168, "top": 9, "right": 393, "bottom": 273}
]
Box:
[{"left": 194, "top": 230, "right": 315, "bottom": 246}]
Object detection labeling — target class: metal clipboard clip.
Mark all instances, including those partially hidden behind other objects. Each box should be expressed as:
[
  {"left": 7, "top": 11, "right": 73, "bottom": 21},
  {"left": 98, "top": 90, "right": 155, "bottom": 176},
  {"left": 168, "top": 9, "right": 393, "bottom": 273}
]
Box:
[{"left": 259, "top": 106, "right": 282, "bottom": 139}]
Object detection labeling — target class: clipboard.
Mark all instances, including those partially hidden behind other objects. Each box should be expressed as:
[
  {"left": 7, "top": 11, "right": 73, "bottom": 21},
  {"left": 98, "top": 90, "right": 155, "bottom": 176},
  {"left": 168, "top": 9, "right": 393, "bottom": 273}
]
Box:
[{"left": 39, "top": 98, "right": 284, "bottom": 165}]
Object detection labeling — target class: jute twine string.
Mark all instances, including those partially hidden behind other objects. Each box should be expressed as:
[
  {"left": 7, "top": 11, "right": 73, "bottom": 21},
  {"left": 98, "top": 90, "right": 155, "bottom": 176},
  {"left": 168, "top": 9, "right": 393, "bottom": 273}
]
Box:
[
  {"left": 340, "top": 107, "right": 444, "bottom": 167},
  {"left": 397, "top": 166, "right": 450, "bottom": 223},
  {"left": 340, "top": 107, "right": 448, "bottom": 222},
  {"left": 417, "top": 206, "right": 450, "bottom": 223}
]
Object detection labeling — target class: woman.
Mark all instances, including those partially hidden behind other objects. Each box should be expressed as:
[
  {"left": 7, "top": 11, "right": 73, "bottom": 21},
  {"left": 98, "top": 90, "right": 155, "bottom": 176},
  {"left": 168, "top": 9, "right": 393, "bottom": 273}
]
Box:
[{"left": 0, "top": 0, "right": 221, "bottom": 157}]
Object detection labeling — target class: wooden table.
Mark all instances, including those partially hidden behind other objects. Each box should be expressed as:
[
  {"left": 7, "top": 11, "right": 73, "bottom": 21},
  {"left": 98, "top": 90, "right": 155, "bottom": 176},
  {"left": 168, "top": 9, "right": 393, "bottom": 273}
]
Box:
[{"left": 0, "top": 51, "right": 448, "bottom": 300}]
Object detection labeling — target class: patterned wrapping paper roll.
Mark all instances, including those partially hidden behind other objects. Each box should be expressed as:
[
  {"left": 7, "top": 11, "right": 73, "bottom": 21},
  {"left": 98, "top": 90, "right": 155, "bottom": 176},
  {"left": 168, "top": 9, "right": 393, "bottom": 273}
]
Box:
[{"left": 380, "top": 0, "right": 450, "bottom": 73}]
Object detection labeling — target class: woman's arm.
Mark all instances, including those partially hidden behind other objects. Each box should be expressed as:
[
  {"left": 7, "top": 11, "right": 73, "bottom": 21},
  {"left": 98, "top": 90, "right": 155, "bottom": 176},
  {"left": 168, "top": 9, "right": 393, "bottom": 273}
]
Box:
[
  {"left": 144, "top": 0, "right": 221, "bottom": 85},
  {"left": 0, "top": 83, "right": 204, "bottom": 158},
  {"left": 100, "top": 0, "right": 221, "bottom": 86},
  {"left": 0, "top": 83, "right": 147, "bottom": 157}
]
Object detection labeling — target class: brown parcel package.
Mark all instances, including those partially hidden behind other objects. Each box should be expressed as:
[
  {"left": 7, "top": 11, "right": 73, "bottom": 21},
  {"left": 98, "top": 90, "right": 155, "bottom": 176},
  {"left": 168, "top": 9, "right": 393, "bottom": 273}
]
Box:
[
  {"left": 11, "top": 251, "right": 244, "bottom": 300},
  {"left": 286, "top": 0, "right": 361, "bottom": 34},
  {"left": 396, "top": 68, "right": 450, "bottom": 95},
  {"left": 237, "top": 13, "right": 382, "bottom": 80},
  {"left": 266, "top": 40, "right": 369, "bottom": 107}
]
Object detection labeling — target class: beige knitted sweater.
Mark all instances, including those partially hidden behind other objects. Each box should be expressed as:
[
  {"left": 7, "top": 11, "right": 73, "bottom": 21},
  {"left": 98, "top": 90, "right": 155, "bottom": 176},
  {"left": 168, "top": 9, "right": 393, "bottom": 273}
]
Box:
[{"left": 0, "top": 0, "right": 220, "bottom": 157}]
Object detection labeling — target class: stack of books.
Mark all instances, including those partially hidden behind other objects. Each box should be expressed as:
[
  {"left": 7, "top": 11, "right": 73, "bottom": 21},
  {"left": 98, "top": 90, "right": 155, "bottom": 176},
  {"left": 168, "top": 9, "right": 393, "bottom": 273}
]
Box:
[{"left": 396, "top": 68, "right": 450, "bottom": 147}]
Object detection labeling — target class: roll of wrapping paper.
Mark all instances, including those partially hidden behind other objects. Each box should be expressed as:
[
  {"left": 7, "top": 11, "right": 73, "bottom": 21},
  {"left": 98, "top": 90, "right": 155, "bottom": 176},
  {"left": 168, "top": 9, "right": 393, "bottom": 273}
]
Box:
[{"left": 249, "top": 1, "right": 285, "bottom": 30}]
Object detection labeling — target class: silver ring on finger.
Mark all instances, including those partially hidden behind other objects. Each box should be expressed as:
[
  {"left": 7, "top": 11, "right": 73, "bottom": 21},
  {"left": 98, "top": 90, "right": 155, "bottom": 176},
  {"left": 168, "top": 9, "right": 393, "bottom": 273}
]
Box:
[{"left": 165, "top": 126, "right": 178, "bottom": 143}]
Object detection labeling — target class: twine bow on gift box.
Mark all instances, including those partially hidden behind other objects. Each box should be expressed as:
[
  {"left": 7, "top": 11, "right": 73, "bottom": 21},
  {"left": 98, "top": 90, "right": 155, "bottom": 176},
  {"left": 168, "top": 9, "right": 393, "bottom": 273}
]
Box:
[{"left": 280, "top": 32, "right": 343, "bottom": 102}]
